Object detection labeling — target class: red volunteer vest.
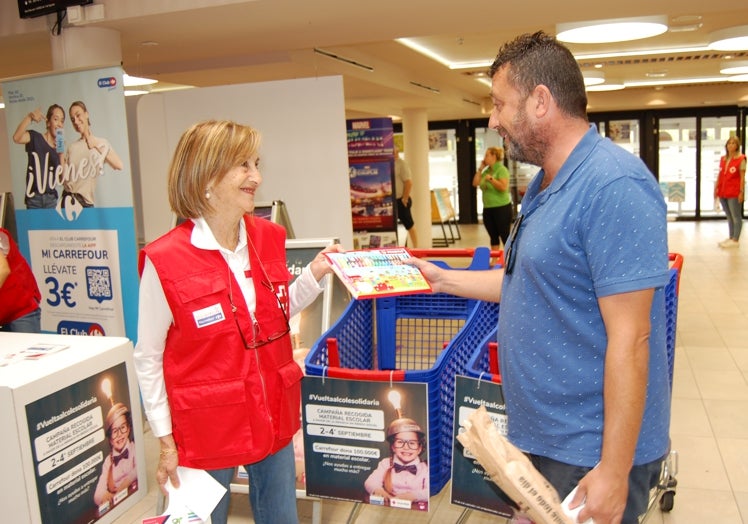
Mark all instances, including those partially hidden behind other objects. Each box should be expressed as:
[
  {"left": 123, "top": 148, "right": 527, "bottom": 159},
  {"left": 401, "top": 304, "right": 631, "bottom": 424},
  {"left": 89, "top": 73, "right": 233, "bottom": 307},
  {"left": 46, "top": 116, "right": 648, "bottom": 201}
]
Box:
[
  {"left": 716, "top": 154, "right": 746, "bottom": 198},
  {"left": 0, "top": 228, "right": 41, "bottom": 324},
  {"left": 139, "top": 216, "right": 301, "bottom": 469}
]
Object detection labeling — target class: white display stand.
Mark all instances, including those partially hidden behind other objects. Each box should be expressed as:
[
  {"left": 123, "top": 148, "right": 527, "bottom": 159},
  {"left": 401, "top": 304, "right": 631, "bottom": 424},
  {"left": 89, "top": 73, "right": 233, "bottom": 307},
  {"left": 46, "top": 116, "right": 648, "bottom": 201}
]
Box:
[{"left": 0, "top": 333, "right": 146, "bottom": 524}]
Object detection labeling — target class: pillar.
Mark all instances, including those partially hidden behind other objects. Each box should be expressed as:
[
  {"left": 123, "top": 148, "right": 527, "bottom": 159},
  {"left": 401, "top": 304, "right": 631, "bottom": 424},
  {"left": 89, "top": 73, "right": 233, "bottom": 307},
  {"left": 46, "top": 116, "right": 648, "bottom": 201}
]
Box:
[
  {"left": 401, "top": 108, "right": 431, "bottom": 249},
  {"left": 50, "top": 26, "right": 122, "bottom": 71}
]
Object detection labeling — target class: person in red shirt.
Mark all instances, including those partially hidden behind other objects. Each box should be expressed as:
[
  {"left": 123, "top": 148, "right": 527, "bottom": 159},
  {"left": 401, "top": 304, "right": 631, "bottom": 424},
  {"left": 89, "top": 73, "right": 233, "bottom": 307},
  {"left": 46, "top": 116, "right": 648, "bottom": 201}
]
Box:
[
  {"left": 0, "top": 227, "right": 41, "bottom": 333},
  {"left": 714, "top": 135, "right": 746, "bottom": 248}
]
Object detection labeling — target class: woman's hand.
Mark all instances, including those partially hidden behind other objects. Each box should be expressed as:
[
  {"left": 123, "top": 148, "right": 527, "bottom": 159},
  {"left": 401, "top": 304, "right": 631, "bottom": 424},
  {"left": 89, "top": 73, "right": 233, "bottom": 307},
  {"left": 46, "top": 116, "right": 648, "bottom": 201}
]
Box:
[
  {"left": 309, "top": 244, "right": 345, "bottom": 282},
  {"left": 156, "top": 437, "right": 180, "bottom": 496}
]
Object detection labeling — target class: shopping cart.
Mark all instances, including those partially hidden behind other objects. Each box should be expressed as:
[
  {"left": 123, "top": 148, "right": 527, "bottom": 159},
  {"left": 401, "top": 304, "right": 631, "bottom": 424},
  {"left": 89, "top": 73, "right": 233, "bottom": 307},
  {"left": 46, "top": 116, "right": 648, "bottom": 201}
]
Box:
[
  {"left": 640, "top": 252, "right": 684, "bottom": 521},
  {"left": 305, "top": 247, "right": 500, "bottom": 496}
]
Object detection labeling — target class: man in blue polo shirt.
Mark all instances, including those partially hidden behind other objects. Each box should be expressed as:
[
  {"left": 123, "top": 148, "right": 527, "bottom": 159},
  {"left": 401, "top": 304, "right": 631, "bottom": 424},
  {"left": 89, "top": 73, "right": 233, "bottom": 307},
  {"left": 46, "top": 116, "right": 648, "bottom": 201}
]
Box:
[{"left": 408, "top": 31, "right": 670, "bottom": 524}]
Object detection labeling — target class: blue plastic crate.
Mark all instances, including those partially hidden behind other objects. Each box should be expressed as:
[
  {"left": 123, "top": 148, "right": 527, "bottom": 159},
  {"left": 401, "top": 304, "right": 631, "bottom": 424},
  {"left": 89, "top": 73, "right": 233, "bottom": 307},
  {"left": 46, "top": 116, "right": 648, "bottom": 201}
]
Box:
[{"left": 464, "top": 326, "right": 501, "bottom": 383}]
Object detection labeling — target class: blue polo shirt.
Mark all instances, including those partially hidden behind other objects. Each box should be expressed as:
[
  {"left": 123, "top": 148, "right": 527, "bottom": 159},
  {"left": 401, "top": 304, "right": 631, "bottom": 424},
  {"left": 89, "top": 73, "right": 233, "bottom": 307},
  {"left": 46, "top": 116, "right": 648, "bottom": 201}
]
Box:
[{"left": 498, "top": 125, "right": 670, "bottom": 467}]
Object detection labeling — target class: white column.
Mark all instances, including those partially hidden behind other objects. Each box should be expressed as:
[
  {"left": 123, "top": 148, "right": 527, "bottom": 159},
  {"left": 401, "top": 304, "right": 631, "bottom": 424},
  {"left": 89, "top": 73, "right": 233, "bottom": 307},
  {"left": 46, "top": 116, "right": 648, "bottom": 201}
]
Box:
[
  {"left": 50, "top": 26, "right": 122, "bottom": 71},
  {"left": 401, "top": 108, "right": 431, "bottom": 249}
]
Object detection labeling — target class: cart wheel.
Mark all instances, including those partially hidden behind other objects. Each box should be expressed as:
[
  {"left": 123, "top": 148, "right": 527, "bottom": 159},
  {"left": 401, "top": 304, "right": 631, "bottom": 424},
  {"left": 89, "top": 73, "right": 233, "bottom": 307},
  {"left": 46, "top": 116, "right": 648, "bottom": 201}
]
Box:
[{"left": 659, "top": 490, "right": 675, "bottom": 512}]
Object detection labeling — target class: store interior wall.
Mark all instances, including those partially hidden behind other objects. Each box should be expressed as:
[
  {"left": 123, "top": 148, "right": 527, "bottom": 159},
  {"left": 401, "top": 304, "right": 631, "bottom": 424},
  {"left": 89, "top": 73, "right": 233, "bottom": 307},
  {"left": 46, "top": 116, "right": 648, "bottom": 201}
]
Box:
[{"left": 0, "top": 75, "right": 353, "bottom": 249}]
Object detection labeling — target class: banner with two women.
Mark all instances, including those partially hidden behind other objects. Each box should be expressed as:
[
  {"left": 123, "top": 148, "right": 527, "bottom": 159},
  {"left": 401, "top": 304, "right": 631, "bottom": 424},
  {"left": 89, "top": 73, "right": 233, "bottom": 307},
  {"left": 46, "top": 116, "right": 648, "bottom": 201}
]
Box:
[{"left": 1, "top": 66, "right": 138, "bottom": 340}]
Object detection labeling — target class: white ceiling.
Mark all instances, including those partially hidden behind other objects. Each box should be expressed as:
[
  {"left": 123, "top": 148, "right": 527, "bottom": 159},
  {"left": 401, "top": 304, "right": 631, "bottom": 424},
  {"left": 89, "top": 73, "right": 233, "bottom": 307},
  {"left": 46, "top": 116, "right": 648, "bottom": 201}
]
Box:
[{"left": 1, "top": 0, "right": 748, "bottom": 121}]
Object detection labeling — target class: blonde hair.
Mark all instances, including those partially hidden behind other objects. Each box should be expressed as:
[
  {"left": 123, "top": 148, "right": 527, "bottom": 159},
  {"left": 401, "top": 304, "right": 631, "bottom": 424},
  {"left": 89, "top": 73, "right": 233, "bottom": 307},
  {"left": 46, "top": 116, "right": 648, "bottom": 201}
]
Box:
[
  {"left": 486, "top": 146, "right": 505, "bottom": 162},
  {"left": 725, "top": 135, "right": 742, "bottom": 155},
  {"left": 168, "top": 120, "right": 261, "bottom": 219}
]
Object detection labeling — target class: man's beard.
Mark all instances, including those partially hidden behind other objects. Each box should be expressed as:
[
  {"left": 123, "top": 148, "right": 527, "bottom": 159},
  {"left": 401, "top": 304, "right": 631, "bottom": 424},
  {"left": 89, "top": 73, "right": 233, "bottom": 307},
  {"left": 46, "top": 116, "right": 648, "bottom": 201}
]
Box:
[{"left": 502, "top": 106, "right": 547, "bottom": 167}]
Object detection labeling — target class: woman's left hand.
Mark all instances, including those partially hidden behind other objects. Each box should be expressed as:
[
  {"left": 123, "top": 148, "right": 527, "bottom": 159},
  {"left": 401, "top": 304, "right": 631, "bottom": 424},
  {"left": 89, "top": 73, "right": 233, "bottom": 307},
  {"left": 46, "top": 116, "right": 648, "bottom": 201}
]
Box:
[{"left": 309, "top": 244, "right": 345, "bottom": 281}]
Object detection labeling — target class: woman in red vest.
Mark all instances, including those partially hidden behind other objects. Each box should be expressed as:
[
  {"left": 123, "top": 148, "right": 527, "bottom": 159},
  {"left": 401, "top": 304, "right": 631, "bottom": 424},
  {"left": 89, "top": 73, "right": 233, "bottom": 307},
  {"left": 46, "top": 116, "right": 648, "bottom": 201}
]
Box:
[
  {"left": 134, "top": 120, "right": 341, "bottom": 524},
  {"left": 714, "top": 135, "right": 746, "bottom": 248},
  {"left": 0, "top": 227, "right": 41, "bottom": 332}
]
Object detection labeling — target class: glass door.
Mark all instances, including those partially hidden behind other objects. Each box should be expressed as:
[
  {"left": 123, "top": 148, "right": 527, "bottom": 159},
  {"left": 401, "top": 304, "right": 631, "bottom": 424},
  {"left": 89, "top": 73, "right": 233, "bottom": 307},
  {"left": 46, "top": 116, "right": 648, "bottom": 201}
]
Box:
[
  {"left": 608, "top": 119, "right": 641, "bottom": 156},
  {"left": 658, "top": 117, "right": 697, "bottom": 218}
]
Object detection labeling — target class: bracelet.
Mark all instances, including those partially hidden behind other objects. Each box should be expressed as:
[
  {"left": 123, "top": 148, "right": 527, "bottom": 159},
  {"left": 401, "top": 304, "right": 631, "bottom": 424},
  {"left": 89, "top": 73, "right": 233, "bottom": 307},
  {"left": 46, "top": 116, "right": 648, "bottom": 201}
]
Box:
[{"left": 159, "top": 448, "right": 178, "bottom": 457}]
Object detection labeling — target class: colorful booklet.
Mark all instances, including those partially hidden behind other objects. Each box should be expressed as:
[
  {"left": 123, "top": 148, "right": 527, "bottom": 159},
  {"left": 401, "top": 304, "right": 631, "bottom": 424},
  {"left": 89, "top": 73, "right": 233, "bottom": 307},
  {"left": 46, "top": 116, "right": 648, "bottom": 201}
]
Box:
[{"left": 324, "top": 247, "right": 432, "bottom": 299}]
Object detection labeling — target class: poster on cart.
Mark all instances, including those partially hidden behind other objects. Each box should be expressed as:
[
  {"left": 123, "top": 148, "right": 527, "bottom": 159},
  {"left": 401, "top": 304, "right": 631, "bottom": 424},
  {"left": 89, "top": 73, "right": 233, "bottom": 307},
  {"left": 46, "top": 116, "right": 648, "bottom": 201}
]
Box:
[
  {"left": 1, "top": 66, "right": 139, "bottom": 341},
  {"left": 24, "top": 362, "right": 140, "bottom": 524},
  {"left": 302, "top": 376, "right": 430, "bottom": 511},
  {"left": 451, "top": 375, "right": 516, "bottom": 518}
]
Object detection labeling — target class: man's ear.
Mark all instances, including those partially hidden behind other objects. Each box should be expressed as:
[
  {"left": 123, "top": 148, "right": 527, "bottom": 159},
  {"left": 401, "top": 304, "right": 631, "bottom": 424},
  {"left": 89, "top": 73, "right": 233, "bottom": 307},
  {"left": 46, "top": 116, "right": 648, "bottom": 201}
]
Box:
[{"left": 531, "top": 84, "right": 552, "bottom": 118}]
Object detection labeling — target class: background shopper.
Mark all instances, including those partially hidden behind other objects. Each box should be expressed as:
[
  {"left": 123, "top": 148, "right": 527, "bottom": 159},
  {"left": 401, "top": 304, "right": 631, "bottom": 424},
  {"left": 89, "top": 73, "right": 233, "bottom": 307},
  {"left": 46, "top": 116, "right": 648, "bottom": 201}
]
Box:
[
  {"left": 133, "top": 120, "right": 341, "bottom": 524},
  {"left": 394, "top": 144, "right": 418, "bottom": 247},
  {"left": 714, "top": 135, "right": 745, "bottom": 248},
  {"left": 473, "top": 146, "right": 512, "bottom": 250},
  {"left": 408, "top": 31, "right": 670, "bottom": 524},
  {"left": 0, "top": 227, "right": 41, "bottom": 333}
]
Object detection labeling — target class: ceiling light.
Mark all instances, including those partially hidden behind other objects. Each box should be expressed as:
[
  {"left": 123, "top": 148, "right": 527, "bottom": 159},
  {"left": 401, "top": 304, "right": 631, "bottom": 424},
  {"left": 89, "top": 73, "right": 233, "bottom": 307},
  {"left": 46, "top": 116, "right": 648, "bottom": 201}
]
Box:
[
  {"left": 720, "top": 60, "right": 748, "bottom": 75},
  {"left": 708, "top": 25, "right": 748, "bottom": 51},
  {"left": 582, "top": 70, "right": 605, "bottom": 86},
  {"left": 123, "top": 74, "right": 157, "bottom": 87},
  {"left": 557, "top": 15, "right": 668, "bottom": 44},
  {"left": 726, "top": 73, "right": 748, "bottom": 83},
  {"left": 586, "top": 80, "right": 625, "bottom": 92}
]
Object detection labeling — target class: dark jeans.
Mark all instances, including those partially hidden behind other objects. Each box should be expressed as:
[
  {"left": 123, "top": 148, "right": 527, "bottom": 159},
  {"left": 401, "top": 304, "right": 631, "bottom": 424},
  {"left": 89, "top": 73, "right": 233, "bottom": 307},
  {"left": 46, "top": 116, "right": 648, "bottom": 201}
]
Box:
[
  {"left": 0, "top": 307, "right": 41, "bottom": 333},
  {"left": 206, "top": 442, "right": 297, "bottom": 524},
  {"left": 529, "top": 454, "right": 663, "bottom": 524}
]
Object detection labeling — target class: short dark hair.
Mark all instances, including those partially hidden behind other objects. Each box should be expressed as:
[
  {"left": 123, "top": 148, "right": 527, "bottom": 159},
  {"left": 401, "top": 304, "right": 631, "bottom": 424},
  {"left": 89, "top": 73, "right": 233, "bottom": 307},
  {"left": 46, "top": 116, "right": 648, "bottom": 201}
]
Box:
[{"left": 489, "top": 31, "right": 587, "bottom": 119}]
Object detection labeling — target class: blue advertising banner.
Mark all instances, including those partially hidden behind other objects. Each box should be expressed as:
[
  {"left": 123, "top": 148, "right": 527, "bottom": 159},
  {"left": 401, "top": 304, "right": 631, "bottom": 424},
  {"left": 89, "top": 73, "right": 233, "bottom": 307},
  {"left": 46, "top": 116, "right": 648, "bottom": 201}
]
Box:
[{"left": 1, "top": 66, "right": 139, "bottom": 340}]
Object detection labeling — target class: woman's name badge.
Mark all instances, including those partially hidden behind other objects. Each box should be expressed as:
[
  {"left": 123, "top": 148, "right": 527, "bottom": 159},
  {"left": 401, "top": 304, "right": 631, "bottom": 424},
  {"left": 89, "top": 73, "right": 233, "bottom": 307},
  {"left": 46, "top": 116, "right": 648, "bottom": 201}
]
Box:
[{"left": 192, "top": 304, "right": 225, "bottom": 328}]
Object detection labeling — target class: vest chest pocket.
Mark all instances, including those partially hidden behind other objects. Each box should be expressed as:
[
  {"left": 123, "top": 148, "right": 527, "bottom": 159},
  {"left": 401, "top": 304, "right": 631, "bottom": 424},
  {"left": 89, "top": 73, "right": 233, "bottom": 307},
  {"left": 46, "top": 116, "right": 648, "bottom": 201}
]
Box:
[{"left": 172, "top": 271, "right": 234, "bottom": 337}]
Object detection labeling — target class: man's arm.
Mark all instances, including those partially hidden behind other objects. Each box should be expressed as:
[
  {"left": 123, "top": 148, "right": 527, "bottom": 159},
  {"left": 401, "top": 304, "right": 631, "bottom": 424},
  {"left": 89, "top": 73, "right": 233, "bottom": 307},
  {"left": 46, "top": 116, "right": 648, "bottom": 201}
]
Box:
[
  {"left": 406, "top": 257, "right": 503, "bottom": 303},
  {"left": 573, "top": 288, "right": 654, "bottom": 523},
  {"left": 401, "top": 179, "right": 413, "bottom": 203}
]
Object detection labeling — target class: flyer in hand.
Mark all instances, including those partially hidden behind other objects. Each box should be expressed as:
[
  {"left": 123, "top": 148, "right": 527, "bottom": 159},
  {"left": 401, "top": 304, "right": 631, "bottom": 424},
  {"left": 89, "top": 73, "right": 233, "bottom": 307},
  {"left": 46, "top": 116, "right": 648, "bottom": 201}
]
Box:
[{"left": 324, "top": 247, "right": 432, "bottom": 299}]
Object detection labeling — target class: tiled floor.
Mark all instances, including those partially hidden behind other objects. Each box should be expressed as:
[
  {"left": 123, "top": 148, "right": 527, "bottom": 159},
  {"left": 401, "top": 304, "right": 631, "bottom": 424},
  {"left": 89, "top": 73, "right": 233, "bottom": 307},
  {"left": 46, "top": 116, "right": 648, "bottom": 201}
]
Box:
[{"left": 118, "top": 220, "right": 748, "bottom": 524}]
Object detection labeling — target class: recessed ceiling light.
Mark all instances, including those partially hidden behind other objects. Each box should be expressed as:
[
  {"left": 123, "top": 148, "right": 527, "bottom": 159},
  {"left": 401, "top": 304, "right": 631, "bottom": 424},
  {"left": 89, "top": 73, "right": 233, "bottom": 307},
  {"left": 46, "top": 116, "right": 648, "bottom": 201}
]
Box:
[
  {"left": 720, "top": 60, "right": 748, "bottom": 75},
  {"left": 557, "top": 15, "right": 668, "bottom": 44},
  {"left": 582, "top": 70, "right": 605, "bottom": 86},
  {"left": 726, "top": 73, "right": 748, "bottom": 83},
  {"left": 586, "top": 80, "right": 625, "bottom": 92},
  {"left": 708, "top": 25, "right": 748, "bottom": 51},
  {"left": 123, "top": 73, "right": 157, "bottom": 87}
]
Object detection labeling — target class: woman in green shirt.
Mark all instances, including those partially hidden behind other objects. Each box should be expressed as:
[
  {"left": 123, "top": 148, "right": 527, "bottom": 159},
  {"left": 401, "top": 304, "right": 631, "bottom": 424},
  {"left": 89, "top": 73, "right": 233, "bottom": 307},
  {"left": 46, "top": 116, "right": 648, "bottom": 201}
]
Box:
[{"left": 473, "top": 146, "right": 512, "bottom": 251}]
